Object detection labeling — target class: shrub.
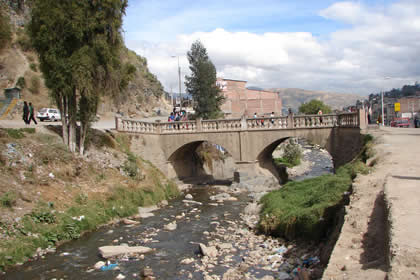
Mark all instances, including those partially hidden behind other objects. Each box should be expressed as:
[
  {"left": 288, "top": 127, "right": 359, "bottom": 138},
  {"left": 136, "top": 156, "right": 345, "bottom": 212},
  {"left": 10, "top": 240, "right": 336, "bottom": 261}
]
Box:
[
  {"left": 29, "top": 63, "right": 38, "bottom": 72},
  {"left": 1, "top": 192, "right": 17, "bottom": 208},
  {"left": 16, "top": 29, "right": 32, "bottom": 51},
  {"left": 122, "top": 153, "right": 140, "bottom": 179},
  {"left": 16, "top": 76, "right": 26, "bottom": 89},
  {"left": 282, "top": 141, "right": 302, "bottom": 166},
  {"left": 29, "top": 76, "right": 40, "bottom": 94}
]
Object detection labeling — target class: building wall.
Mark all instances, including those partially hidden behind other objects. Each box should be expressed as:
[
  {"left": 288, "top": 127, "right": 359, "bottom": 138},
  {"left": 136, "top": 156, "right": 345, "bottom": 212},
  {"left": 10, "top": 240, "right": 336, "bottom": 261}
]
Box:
[
  {"left": 398, "top": 97, "right": 420, "bottom": 115},
  {"left": 218, "top": 78, "right": 282, "bottom": 118}
]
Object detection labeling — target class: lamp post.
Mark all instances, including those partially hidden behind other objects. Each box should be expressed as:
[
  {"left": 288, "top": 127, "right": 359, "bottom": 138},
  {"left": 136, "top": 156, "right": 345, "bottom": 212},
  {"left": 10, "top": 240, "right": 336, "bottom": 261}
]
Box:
[
  {"left": 171, "top": 56, "right": 182, "bottom": 111},
  {"left": 382, "top": 76, "right": 391, "bottom": 126}
]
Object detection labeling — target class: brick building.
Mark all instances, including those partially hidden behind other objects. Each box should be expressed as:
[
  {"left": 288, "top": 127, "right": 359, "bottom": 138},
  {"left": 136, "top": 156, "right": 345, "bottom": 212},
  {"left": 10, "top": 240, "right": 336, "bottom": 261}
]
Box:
[
  {"left": 217, "top": 78, "right": 282, "bottom": 118},
  {"left": 397, "top": 96, "right": 420, "bottom": 117}
]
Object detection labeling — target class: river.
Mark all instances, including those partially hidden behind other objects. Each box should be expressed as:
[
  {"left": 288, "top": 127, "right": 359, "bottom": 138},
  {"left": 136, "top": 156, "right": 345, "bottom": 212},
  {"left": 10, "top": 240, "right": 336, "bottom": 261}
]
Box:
[{"left": 3, "top": 142, "right": 334, "bottom": 280}]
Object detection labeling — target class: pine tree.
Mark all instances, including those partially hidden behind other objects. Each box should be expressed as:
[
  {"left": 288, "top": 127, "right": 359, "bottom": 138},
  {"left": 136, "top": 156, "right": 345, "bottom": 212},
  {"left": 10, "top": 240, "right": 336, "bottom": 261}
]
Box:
[{"left": 185, "top": 40, "right": 224, "bottom": 119}]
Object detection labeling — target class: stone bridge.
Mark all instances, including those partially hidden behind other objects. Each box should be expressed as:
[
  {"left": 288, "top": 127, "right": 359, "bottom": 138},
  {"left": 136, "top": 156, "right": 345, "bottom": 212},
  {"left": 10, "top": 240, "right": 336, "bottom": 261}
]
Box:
[{"left": 116, "top": 112, "right": 364, "bottom": 181}]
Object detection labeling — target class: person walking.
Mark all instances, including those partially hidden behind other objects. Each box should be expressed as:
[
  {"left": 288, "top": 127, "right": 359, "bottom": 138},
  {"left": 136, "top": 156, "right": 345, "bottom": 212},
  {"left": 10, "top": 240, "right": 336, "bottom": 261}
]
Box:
[
  {"left": 22, "top": 101, "right": 29, "bottom": 124},
  {"left": 28, "top": 102, "right": 37, "bottom": 125}
]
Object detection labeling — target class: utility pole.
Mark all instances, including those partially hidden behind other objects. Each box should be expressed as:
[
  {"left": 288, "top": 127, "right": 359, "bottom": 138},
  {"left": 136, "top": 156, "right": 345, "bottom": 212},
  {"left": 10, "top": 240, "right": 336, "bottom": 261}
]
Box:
[
  {"left": 171, "top": 56, "right": 182, "bottom": 111},
  {"left": 381, "top": 90, "right": 385, "bottom": 126}
]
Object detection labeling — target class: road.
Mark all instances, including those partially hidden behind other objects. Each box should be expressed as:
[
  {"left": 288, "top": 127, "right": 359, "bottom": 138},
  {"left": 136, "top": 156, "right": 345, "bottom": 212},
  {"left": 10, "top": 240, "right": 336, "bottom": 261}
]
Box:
[{"left": 0, "top": 116, "right": 168, "bottom": 131}]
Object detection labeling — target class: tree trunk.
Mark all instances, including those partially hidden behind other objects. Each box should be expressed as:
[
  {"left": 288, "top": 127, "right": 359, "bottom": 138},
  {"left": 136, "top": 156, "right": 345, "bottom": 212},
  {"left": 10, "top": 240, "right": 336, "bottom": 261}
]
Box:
[
  {"left": 79, "top": 122, "right": 88, "bottom": 155},
  {"left": 68, "top": 88, "right": 77, "bottom": 153},
  {"left": 58, "top": 95, "right": 69, "bottom": 146}
]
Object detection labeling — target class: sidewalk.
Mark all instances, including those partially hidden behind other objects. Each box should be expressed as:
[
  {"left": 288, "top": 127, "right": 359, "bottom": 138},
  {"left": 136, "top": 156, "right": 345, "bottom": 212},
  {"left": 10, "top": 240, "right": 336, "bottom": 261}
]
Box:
[
  {"left": 379, "top": 127, "right": 420, "bottom": 279},
  {"left": 324, "top": 127, "right": 420, "bottom": 279}
]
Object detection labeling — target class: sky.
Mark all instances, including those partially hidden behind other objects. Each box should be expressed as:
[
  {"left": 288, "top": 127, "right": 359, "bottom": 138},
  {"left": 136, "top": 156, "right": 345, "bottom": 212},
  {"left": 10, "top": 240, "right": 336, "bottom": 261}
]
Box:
[{"left": 123, "top": 0, "right": 420, "bottom": 96}]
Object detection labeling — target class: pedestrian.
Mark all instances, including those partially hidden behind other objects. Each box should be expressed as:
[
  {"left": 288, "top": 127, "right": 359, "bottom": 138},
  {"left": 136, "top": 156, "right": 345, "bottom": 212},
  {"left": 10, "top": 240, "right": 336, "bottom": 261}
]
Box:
[
  {"left": 28, "top": 102, "right": 37, "bottom": 125},
  {"left": 318, "top": 109, "right": 323, "bottom": 124},
  {"left": 22, "top": 101, "right": 29, "bottom": 124},
  {"left": 270, "top": 112, "right": 274, "bottom": 125}
]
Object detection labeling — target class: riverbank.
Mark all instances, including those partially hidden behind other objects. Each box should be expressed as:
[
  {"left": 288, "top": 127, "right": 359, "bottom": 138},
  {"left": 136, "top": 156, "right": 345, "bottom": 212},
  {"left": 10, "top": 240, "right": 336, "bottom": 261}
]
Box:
[{"left": 0, "top": 126, "right": 178, "bottom": 271}]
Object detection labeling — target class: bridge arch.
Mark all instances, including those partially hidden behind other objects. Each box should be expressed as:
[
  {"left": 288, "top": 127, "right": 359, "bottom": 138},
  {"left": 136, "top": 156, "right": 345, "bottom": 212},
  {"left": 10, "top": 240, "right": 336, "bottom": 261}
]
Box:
[{"left": 167, "top": 140, "right": 235, "bottom": 180}]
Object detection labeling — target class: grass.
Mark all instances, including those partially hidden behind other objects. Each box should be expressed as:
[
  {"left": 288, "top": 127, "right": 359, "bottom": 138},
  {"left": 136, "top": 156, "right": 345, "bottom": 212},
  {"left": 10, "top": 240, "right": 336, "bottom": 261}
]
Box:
[
  {"left": 4, "top": 128, "right": 35, "bottom": 139},
  {"left": 259, "top": 135, "right": 373, "bottom": 241},
  {"left": 0, "top": 180, "right": 179, "bottom": 270}
]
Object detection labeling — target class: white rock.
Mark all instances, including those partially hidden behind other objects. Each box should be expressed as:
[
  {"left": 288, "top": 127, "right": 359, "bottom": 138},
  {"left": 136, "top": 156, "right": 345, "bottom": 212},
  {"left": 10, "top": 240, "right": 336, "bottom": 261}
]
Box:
[
  {"left": 99, "top": 245, "right": 153, "bottom": 258},
  {"left": 199, "top": 243, "right": 218, "bottom": 258},
  {"left": 164, "top": 221, "right": 177, "bottom": 231},
  {"left": 115, "top": 273, "right": 126, "bottom": 279},
  {"left": 180, "top": 258, "right": 195, "bottom": 264},
  {"left": 122, "top": 218, "right": 139, "bottom": 225},
  {"left": 94, "top": 261, "right": 106, "bottom": 270},
  {"left": 182, "top": 200, "right": 203, "bottom": 205},
  {"left": 185, "top": 194, "right": 193, "bottom": 200}
]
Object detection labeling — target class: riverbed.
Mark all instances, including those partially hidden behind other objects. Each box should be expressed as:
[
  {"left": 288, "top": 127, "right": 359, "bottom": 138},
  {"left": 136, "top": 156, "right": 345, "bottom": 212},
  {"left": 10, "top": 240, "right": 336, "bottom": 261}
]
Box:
[{"left": 3, "top": 143, "right": 334, "bottom": 280}]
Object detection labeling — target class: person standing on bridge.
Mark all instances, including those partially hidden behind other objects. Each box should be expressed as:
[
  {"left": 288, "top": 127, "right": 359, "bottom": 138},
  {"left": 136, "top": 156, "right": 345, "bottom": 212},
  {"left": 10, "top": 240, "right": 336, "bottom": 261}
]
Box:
[
  {"left": 318, "top": 109, "right": 323, "bottom": 124},
  {"left": 28, "top": 102, "right": 37, "bottom": 125}
]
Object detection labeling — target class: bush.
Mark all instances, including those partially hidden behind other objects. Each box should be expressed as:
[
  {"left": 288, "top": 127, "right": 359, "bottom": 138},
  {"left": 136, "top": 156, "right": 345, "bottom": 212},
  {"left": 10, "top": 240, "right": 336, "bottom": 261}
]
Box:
[
  {"left": 1, "top": 192, "right": 17, "bottom": 208},
  {"left": 29, "top": 76, "right": 40, "bottom": 94},
  {"left": 29, "top": 63, "right": 38, "bottom": 72},
  {"left": 274, "top": 141, "right": 302, "bottom": 168},
  {"left": 16, "top": 29, "right": 32, "bottom": 51},
  {"left": 122, "top": 153, "right": 140, "bottom": 179},
  {"left": 16, "top": 76, "right": 26, "bottom": 89}
]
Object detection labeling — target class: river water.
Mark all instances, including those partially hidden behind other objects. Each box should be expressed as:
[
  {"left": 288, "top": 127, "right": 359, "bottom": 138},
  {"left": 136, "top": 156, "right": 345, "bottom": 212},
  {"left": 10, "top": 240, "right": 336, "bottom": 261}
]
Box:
[{"left": 3, "top": 144, "right": 333, "bottom": 280}]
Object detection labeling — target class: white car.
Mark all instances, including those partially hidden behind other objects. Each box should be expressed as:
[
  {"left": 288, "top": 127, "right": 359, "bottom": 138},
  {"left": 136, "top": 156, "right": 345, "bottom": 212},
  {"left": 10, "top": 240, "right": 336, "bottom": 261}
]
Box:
[{"left": 37, "top": 108, "right": 61, "bottom": 122}]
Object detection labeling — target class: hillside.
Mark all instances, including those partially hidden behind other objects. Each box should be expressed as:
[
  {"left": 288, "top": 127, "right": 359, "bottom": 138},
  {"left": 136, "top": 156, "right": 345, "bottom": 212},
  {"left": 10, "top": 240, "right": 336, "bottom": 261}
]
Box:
[
  {"left": 0, "top": 1, "right": 170, "bottom": 120},
  {"left": 272, "top": 88, "right": 363, "bottom": 111}
]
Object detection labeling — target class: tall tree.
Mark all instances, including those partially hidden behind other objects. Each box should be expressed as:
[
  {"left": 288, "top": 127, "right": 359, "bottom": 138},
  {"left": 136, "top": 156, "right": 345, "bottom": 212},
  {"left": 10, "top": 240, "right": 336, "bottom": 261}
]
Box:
[
  {"left": 298, "top": 99, "right": 332, "bottom": 115},
  {"left": 28, "top": 0, "right": 129, "bottom": 154},
  {"left": 185, "top": 40, "right": 224, "bottom": 119}
]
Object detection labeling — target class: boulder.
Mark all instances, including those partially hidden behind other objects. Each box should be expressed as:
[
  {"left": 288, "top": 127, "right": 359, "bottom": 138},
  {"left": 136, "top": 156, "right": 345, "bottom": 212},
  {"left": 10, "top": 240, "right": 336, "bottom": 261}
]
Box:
[
  {"left": 99, "top": 245, "right": 152, "bottom": 258},
  {"left": 185, "top": 194, "right": 193, "bottom": 200},
  {"left": 199, "top": 243, "right": 218, "bottom": 258}
]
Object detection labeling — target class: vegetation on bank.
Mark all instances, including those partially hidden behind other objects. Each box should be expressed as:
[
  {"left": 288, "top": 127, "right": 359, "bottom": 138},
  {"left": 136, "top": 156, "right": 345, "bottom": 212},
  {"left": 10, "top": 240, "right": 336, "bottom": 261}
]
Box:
[
  {"left": 0, "top": 128, "right": 179, "bottom": 271},
  {"left": 259, "top": 134, "right": 373, "bottom": 241},
  {"left": 273, "top": 141, "right": 302, "bottom": 168}
]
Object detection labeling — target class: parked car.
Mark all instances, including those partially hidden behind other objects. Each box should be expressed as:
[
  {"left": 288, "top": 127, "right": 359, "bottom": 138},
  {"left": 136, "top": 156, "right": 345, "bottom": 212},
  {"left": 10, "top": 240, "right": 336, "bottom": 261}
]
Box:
[
  {"left": 390, "top": 118, "right": 410, "bottom": 128},
  {"left": 37, "top": 108, "right": 61, "bottom": 122}
]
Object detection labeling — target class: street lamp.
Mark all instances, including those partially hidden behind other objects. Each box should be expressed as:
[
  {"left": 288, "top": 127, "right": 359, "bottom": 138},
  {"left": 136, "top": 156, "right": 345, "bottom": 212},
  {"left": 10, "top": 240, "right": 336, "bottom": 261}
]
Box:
[
  {"left": 171, "top": 56, "right": 182, "bottom": 111},
  {"left": 382, "top": 76, "right": 391, "bottom": 126}
]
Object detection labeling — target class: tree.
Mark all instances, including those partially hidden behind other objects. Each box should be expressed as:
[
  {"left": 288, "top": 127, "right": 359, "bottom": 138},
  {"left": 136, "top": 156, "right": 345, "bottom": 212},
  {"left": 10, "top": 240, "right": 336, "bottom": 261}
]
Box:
[
  {"left": 298, "top": 99, "right": 332, "bottom": 115},
  {"left": 29, "top": 0, "right": 129, "bottom": 154},
  {"left": 185, "top": 40, "right": 224, "bottom": 119}
]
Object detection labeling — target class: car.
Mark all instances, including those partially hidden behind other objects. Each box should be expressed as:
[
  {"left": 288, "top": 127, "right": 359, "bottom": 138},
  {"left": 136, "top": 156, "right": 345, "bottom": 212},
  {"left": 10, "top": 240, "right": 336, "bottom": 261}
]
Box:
[
  {"left": 390, "top": 118, "right": 410, "bottom": 128},
  {"left": 37, "top": 108, "right": 61, "bottom": 122}
]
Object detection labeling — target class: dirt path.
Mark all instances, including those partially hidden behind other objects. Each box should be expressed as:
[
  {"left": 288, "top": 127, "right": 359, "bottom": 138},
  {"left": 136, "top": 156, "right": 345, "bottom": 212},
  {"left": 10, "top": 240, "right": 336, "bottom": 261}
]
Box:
[{"left": 324, "top": 127, "right": 420, "bottom": 279}]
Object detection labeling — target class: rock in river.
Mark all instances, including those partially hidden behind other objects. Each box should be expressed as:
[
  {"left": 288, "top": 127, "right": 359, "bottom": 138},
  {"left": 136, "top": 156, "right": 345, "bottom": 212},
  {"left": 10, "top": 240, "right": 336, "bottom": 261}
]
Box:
[{"left": 99, "top": 245, "right": 153, "bottom": 258}]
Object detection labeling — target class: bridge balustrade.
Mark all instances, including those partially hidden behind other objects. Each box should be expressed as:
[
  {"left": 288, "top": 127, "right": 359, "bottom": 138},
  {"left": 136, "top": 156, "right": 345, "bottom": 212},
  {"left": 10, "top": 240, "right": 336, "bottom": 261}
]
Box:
[{"left": 116, "top": 112, "right": 359, "bottom": 134}]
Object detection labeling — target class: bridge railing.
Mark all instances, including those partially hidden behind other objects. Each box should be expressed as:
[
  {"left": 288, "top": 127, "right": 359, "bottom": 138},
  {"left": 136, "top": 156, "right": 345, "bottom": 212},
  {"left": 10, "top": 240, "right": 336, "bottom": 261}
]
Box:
[{"left": 115, "top": 112, "right": 359, "bottom": 134}]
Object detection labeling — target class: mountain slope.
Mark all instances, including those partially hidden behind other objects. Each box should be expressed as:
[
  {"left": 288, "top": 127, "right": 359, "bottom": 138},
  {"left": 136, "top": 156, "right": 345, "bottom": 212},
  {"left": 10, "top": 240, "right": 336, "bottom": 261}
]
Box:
[{"left": 272, "top": 88, "right": 363, "bottom": 111}]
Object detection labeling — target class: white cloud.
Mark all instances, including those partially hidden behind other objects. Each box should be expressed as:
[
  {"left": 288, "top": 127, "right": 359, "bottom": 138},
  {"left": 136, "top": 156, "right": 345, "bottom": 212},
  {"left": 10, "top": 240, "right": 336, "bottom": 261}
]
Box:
[{"left": 126, "top": 0, "right": 420, "bottom": 95}]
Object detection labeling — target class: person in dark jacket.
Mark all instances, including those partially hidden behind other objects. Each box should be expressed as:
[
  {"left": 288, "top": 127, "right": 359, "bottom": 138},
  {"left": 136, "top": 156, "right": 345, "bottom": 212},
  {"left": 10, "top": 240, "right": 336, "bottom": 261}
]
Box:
[
  {"left": 22, "top": 101, "right": 29, "bottom": 124},
  {"left": 28, "top": 102, "right": 37, "bottom": 125}
]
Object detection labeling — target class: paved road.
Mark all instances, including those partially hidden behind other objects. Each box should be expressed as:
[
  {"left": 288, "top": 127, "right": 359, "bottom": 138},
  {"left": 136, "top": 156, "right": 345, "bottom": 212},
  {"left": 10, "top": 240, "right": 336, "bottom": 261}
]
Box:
[{"left": 0, "top": 116, "right": 168, "bottom": 131}]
